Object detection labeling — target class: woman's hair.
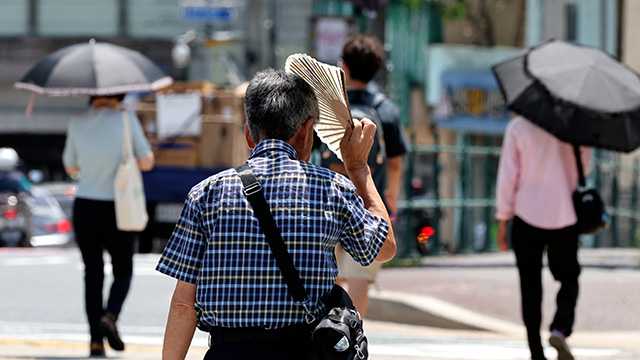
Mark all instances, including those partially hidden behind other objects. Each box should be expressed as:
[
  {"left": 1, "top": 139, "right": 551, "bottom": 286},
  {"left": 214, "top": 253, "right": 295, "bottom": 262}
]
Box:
[{"left": 89, "top": 94, "right": 126, "bottom": 106}]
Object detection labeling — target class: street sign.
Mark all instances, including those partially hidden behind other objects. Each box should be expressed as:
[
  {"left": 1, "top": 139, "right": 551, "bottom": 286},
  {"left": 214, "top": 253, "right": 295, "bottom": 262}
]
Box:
[{"left": 181, "top": 0, "right": 238, "bottom": 23}]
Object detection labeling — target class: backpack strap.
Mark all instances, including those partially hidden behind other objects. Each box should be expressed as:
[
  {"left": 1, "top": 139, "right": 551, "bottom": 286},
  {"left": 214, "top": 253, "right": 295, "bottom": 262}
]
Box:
[
  {"left": 368, "top": 92, "right": 387, "bottom": 164},
  {"left": 371, "top": 92, "right": 386, "bottom": 110}
]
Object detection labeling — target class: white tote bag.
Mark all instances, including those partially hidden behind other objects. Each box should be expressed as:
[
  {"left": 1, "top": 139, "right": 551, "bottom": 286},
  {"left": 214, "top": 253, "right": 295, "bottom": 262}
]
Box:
[{"left": 114, "top": 112, "right": 148, "bottom": 231}]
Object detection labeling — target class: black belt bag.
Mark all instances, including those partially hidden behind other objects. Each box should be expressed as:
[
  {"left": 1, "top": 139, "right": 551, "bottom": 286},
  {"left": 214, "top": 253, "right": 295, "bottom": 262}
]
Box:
[
  {"left": 236, "top": 163, "right": 368, "bottom": 360},
  {"left": 571, "top": 145, "right": 608, "bottom": 234}
]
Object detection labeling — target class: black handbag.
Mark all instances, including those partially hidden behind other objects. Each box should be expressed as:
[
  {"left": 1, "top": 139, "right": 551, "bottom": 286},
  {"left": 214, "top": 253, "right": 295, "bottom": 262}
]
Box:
[
  {"left": 236, "top": 163, "right": 368, "bottom": 360},
  {"left": 571, "top": 145, "right": 608, "bottom": 234}
]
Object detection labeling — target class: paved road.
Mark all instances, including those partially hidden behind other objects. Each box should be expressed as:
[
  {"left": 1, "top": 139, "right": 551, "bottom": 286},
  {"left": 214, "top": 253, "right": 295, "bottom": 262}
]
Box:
[
  {"left": 0, "top": 248, "right": 638, "bottom": 360},
  {"left": 378, "top": 254, "right": 640, "bottom": 331}
]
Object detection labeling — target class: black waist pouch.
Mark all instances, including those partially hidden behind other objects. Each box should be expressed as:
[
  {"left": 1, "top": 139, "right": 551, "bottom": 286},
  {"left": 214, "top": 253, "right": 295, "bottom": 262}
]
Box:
[{"left": 312, "top": 285, "right": 368, "bottom": 360}]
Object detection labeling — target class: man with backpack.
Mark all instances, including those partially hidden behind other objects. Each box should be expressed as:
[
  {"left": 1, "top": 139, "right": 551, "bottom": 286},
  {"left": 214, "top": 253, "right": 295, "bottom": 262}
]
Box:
[{"left": 323, "top": 34, "right": 408, "bottom": 315}]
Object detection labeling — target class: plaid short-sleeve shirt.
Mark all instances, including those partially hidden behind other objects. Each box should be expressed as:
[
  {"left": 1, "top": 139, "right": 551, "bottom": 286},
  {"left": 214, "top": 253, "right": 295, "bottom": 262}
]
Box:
[{"left": 156, "top": 139, "right": 389, "bottom": 329}]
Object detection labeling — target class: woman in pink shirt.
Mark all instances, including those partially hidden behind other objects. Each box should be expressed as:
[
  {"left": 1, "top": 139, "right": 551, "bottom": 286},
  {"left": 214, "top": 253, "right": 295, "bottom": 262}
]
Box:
[{"left": 496, "top": 117, "right": 590, "bottom": 360}]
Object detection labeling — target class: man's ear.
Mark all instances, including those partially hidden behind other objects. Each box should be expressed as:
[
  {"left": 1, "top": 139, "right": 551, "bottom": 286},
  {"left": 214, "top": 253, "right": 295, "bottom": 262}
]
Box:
[
  {"left": 339, "top": 60, "right": 351, "bottom": 81},
  {"left": 304, "top": 117, "right": 315, "bottom": 132},
  {"left": 290, "top": 117, "right": 315, "bottom": 146},
  {"left": 244, "top": 125, "right": 256, "bottom": 149}
]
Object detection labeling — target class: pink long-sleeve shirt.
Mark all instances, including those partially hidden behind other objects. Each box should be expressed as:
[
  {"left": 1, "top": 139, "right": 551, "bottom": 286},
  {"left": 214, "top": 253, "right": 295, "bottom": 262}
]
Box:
[{"left": 495, "top": 117, "right": 591, "bottom": 230}]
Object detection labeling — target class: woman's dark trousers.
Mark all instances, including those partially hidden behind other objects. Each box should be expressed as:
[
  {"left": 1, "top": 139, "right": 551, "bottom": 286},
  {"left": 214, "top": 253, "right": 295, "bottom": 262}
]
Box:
[
  {"left": 511, "top": 217, "right": 581, "bottom": 360},
  {"left": 73, "top": 198, "right": 134, "bottom": 342}
]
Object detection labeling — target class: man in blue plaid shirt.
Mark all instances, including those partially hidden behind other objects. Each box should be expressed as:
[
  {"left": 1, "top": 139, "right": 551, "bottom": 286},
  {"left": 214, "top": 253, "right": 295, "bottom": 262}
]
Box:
[{"left": 157, "top": 69, "right": 396, "bottom": 360}]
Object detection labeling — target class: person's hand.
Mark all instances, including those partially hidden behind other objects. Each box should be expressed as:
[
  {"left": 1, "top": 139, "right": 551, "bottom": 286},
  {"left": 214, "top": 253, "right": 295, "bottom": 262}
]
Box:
[
  {"left": 497, "top": 220, "right": 509, "bottom": 252},
  {"left": 340, "top": 118, "right": 376, "bottom": 176},
  {"left": 385, "top": 193, "right": 398, "bottom": 216}
]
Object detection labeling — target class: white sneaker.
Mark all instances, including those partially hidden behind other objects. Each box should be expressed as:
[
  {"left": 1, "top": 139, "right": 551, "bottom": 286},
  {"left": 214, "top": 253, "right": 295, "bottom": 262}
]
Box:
[{"left": 549, "top": 331, "right": 575, "bottom": 360}]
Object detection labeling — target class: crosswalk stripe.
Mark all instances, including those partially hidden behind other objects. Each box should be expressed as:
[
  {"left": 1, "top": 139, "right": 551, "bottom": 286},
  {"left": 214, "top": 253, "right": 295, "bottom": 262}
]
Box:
[{"left": 0, "top": 321, "right": 629, "bottom": 360}]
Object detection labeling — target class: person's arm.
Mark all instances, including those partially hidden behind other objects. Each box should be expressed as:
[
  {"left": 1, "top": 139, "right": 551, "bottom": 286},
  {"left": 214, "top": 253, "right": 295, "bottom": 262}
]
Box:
[
  {"left": 495, "top": 122, "right": 520, "bottom": 251},
  {"left": 65, "top": 167, "right": 80, "bottom": 178},
  {"left": 62, "top": 123, "right": 80, "bottom": 179},
  {"left": 129, "top": 112, "right": 155, "bottom": 172},
  {"left": 156, "top": 188, "right": 208, "bottom": 359},
  {"left": 384, "top": 155, "right": 404, "bottom": 215},
  {"left": 341, "top": 118, "right": 396, "bottom": 262},
  {"left": 163, "top": 280, "right": 197, "bottom": 360},
  {"left": 138, "top": 153, "right": 155, "bottom": 172}
]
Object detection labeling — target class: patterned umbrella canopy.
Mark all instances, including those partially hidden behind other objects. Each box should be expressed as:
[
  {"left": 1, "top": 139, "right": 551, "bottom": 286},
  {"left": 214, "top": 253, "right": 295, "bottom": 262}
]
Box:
[{"left": 15, "top": 40, "right": 172, "bottom": 96}]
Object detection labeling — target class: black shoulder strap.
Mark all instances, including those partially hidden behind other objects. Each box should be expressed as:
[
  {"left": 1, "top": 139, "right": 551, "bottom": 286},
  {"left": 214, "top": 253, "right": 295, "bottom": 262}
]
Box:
[
  {"left": 235, "top": 163, "right": 309, "bottom": 303},
  {"left": 572, "top": 144, "right": 586, "bottom": 188},
  {"left": 371, "top": 92, "right": 386, "bottom": 110}
]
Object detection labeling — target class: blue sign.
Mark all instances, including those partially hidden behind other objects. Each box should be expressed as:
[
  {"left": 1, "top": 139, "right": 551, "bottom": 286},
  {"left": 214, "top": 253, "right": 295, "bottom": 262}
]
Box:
[{"left": 182, "top": 6, "right": 233, "bottom": 23}]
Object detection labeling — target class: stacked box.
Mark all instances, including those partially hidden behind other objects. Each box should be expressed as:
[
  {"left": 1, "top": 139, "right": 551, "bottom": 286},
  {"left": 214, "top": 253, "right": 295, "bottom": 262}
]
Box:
[
  {"left": 148, "top": 135, "right": 200, "bottom": 167},
  {"left": 199, "top": 115, "right": 247, "bottom": 167},
  {"left": 135, "top": 82, "right": 249, "bottom": 168},
  {"left": 199, "top": 88, "right": 248, "bottom": 167}
]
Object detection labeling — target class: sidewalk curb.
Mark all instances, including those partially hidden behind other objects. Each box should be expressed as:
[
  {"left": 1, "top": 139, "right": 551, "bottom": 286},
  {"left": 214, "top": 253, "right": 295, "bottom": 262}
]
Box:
[
  {"left": 417, "top": 249, "right": 640, "bottom": 270},
  {"left": 367, "top": 290, "right": 524, "bottom": 334}
]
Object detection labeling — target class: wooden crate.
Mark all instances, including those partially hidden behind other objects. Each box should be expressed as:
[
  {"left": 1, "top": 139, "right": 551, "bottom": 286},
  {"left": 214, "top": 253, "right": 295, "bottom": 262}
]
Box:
[
  {"left": 206, "top": 90, "right": 244, "bottom": 118},
  {"left": 199, "top": 116, "right": 248, "bottom": 167},
  {"left": 152, "top": 136, "right": 200, "bottom": 168}
]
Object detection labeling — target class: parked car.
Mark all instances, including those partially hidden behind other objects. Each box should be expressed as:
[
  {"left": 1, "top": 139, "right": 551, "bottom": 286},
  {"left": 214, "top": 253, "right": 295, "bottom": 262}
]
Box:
[
  {"left": 28, "top": 186, "right": 72, "bottom": 247},
  {"left": 0, "top": 192, "right": 30, "bottom": 247},
  {"left": 0, "top": 170, "right": 72, "bottom": 247}
]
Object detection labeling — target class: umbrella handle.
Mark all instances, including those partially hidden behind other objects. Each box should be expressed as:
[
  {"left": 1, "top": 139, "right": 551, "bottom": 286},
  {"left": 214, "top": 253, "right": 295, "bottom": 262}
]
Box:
[{"left": 25, "top": 93, "right": 36, "bottom": 118}]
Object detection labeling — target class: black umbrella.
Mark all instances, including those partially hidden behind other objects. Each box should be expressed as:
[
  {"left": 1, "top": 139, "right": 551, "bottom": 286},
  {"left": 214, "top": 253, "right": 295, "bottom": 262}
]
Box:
[
  {"left": 492, "top": 40, "right": 640, "bottom": 152},
  {"left": 15, "top": 40, "right": 172, "bottom": 96}
]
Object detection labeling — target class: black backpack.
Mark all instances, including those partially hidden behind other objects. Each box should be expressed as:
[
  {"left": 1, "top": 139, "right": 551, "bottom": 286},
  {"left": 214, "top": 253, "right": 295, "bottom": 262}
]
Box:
[
  {"left": 349, "top": 93, "right": 386, "bottom": 168},
  {"left": 319, "top": 91, "right": 387, "bottom": 192}
]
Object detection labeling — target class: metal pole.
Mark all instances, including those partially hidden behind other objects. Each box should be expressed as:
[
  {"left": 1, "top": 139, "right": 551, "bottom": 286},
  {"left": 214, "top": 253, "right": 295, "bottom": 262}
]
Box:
[
  {"left": 610, "top": 156, "right": 620, "bottom": 247},
  {"left": 269, "top": 0, "right": 278, "bottom": 67},
  {"left": 400, "top": 131, "right": 417, "bottom": 259},
  {"left": 593, "top": 150, "right": 602, "bottom": 248},
  {"left": 28, "top": 0, "right": 38, "bottom": 36},
  {"left": 630, "top": 158, "right": 638, "bottom": 247},
  {"left": 118, "top": 0, "right": 129, "bottom": 37},
  {"left": 457, "top": 133, "right": 469, "bottom": 253},
  {"left": 431, "top": 126, "right": 441, "bottom": 255},
  {"left": 482, "top": 151, "right": 495, "bottom": 252}
]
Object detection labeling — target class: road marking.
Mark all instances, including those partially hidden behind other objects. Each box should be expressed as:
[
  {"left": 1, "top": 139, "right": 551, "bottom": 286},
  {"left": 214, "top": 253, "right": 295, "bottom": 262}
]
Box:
[
  {"left": 0, "top": 255, "right": 70, "bottom": 267},
  {"left": 0, "top": 322, "right": 630, "bottom": 360},
  {"left": 0, "top": 251, "right": 163, "bottom": 276}
]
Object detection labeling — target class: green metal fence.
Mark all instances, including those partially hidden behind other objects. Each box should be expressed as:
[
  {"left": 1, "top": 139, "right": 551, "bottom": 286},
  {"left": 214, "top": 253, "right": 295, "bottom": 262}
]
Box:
[{"left": 397, "top": 145, "right": 640, "bottom": 258}]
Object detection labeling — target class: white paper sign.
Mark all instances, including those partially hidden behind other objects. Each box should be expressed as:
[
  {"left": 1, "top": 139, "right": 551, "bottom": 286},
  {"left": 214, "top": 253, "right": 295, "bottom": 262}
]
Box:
[
  {"left": 314, "top": 17, "right": 350, "bottom": 64},
  {"left": 156, "top": 93, "right": 202, "bottom": 139}
]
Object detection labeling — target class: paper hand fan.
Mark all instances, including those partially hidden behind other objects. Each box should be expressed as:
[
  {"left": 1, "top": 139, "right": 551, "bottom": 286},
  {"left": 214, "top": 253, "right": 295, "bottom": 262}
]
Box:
[{"left": 285, "top": 53, "right": 353, "bottom": 160}]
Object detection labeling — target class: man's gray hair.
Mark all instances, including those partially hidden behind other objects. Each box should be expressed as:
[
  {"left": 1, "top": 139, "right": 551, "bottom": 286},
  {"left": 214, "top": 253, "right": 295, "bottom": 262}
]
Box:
[{"left": 244, "top": 69, "right": 319, "bottom": 141}]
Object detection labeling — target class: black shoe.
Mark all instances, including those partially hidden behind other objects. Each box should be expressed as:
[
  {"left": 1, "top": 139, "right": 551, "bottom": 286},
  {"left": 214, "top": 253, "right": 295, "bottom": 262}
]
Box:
[
  {"left": 100, "top": 313, "right": 125, "bottom": 351},
  {"left": 89, "top": 341, "right": 106, "bottom": 358},
  {"left": 549, "top": 332, "right": 575, "bottom": 360}
]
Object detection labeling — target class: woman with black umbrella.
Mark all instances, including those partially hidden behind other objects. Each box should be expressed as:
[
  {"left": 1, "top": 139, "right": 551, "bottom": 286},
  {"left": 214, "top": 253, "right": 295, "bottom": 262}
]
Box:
[
  {"left": 16, "top": 40, "right": 171, "bottom": 357},
  {"left": 496, "top": 116, "right": 590, "bottom": 360},
  {"left": 492, "top": 40, "right": 640, "bottom": 360},
  {"left": 64, "top": 94, "right": 154, "bottom": 356}
]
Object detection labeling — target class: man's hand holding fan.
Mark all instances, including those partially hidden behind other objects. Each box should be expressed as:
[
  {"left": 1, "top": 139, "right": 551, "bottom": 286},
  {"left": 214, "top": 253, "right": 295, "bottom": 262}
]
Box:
[{"left": 285, "top": 53, "right": 370, "bottom": 163}]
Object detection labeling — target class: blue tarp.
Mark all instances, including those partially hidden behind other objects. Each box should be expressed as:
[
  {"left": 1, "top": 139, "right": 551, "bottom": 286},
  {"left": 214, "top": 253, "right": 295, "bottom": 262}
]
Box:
[
  {"left": 433, "top": 115, "right": 510, "bottom": 135},
  {"left": 434, "top": 69, "right": 510, "bottom": 135},
  {"left": 143, "top": 166, "right": 226, "bottom": 202},
  {"left": 440, "top": 69, "right": 500, "bottom": 90}
]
